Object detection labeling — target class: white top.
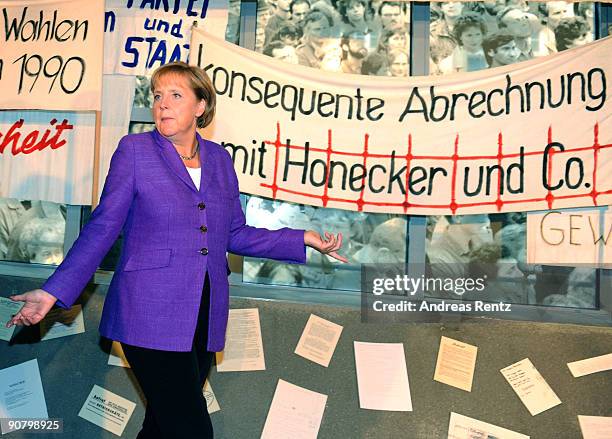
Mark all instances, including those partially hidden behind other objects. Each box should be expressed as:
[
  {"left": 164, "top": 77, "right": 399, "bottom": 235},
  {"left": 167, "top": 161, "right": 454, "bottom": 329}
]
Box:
[{"left": 186, "top": 167, "right": 201, "bottom": 190}]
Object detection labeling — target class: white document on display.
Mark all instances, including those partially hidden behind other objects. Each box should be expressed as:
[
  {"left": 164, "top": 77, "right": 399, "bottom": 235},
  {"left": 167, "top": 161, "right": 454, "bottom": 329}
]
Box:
[
  {"left": 578, "top": 415, "right": 612, "bottom": 439},
  {"left": 0, "top": 359, "right": 48, "bottom": 434},
  {"left": 567, "top": 353, "right": 612, "bottom": 378},
  {"left": 447, "top": 412, "right": 530, "bottom": 439},
  {"left": 0, "top": 297, "right": 22, "bottom": 342},
  {"left": 216, "top": 308, "right": 266, "bottom": 372},
  {"left": 78, "top": 385, "right": 136, "bottom": 437},
  {"left": 500, "top": 358, "right": 561, "bottom": 416},
  {"left": 434, "top": 336, "right": 478, "bottom": 392},
  {"left": 39, "top": 305, "right": 85, "bottom": 341},
  {"left": 260, "top": 379, "right": 327, "bottom": 439},
  {"left": 203, "top": 380, "right": 220, "bottom": 414},
  {"left": 354, "top": 341, "right": 413, "bottom": 411},
  {"left": 294, "top": 314, "right": 343, "bottom": 367},
  {"left": 107, "top": 341, "right": 131, "bottom": 368}
]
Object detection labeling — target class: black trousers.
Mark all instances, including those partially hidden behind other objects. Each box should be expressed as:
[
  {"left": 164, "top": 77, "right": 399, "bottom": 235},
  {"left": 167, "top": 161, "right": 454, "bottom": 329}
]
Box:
[{"left": 121, "top": 272, "right": 215, "bottom": 439}]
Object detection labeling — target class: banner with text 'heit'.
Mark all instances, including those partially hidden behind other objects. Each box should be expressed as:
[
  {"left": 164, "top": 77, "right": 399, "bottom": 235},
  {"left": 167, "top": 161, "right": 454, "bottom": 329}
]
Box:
[
  {"left": 0, "top": 0, "right": 103, "bottom": 111},
  {"left": 0, "top": 111, "right": 95, "bottom": 205},
  {"left": 193, "top": 28, "right": 612, "bottom": 215}
]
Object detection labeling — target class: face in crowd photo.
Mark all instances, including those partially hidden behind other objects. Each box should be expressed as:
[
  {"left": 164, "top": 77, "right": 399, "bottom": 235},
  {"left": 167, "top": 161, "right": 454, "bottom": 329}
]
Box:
[
  {"left": 254, "top": 0, "right": 594, "bottom": 78},
  {"left": 429, "top": 1, "right": 595, "bottom": 75},
  {"left": 257, "top": 0, "right": 411, "bottom": 76},
  {"left": 0, "top": 200, "right": 66, "bottom": 265}
]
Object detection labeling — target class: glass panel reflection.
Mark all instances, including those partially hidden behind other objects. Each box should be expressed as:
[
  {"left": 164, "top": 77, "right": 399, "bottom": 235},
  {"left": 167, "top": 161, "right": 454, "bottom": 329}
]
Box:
[
  {"left": 243, "top": 195, "right": 406, "bottom": 290},
  {"left": 0, "top": 198, "right": 66, "bottom": 265},
  {"left": 424, "top": 213, "right": 598, "bottom": 308}
]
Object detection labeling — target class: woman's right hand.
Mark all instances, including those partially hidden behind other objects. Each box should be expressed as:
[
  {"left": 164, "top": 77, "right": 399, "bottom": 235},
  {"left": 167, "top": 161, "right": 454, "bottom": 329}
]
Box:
[{"left": 5, "top": 289, "right": 57, "bottom": 328}]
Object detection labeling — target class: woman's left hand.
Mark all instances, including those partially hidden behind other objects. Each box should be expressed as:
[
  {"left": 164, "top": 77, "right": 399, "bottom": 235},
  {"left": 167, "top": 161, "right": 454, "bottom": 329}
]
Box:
[{"left": 304, "top": 230, "right": 348, "bottom": 263}]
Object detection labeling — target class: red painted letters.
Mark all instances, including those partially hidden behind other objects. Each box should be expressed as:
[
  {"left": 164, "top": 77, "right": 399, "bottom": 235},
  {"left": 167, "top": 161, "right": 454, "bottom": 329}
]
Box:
[{"left": 0, "top": 118, "right": 74, "bottom": 155}]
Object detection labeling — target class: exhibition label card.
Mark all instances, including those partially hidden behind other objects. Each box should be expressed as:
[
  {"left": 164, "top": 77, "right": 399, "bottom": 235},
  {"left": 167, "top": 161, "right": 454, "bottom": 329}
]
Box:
[
  {"left": 78, "top": 385, "right": 136, "bottom": 437},
  {"left": 0, "top": 359, "right": 48, "bottom": 433},
  {"left": 294, "top": 314, "right": 343, "bottom": 367},
  {"left": 39, "top": 305, "right": 85, "bottom": 341},
  {"left": 107, "top": 341, "right": 131, "bottom": 368},
  {"left": 260, "top": 379, "right": 327, "bottom": 439},
  {"left": 447, "top": 412, "right": 529, "bottom": 439},
  {"left": 203, "top": 380, "right": 220, "bottom": 414},
  {"left": 434, "top": 336, "right": 478, "bottom": 392},
  {"left": 0, "top": 297, "right": 22, "bottom": 342},
  {"left": 567, "top": 353, "right": 612, "bottom": 378},
  {"left": 354, "top": 341, "right": 413, "bottom": 411},
  {"left": 578, "top": 415, "right": 612, "bottom": 439},
  {"left": 216, "top": 308, "right": 265, "bottom": 372},
  {"left": 500, "top": 358, "right": 561, "bottom": 416}
]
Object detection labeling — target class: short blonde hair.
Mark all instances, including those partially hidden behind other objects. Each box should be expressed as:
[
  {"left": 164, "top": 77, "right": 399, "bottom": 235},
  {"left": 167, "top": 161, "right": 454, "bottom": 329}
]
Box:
[{"left": 150, "top": 62, "right": 216, "bottom": 128}]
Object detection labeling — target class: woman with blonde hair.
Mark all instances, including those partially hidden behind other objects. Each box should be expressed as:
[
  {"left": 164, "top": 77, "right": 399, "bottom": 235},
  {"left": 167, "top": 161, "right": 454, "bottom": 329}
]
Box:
[{"left": 7, "top": 62, "right": 346, "bottom": 438}]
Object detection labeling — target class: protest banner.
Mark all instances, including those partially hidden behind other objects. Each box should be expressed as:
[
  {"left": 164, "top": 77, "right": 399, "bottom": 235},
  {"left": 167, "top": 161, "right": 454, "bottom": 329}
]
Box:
[
  {"left": 0, "top": 0, "right": 104, "bottom": 111},
  {"left": 103, "top": 0, "right": 227, "bottom": 76},
  {"left": 0, "top": 111, "right": 95, "bottom": 205},
  {"left": 192, "top": 28, "right": 612, "bottom": 215}
]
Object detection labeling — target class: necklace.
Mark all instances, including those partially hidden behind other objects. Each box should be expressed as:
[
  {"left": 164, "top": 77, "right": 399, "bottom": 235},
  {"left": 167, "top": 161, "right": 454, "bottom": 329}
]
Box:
[{"left": 178, "top": 142, "right": 199, "bottom": 161}]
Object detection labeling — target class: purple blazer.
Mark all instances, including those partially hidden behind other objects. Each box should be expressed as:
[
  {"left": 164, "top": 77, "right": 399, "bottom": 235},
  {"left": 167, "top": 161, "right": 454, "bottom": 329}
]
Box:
[{"left": 42, "top": 130, "right": 306, "bottom": 352}]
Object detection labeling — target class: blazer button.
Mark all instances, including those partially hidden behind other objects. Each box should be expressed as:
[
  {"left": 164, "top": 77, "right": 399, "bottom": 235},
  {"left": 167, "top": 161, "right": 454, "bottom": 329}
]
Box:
[
  {"left": 200, "top": 225, "right": 208, "bottom": 233},
  {"left": 200, "top": 247, "right": 208, "bottom": 255},
  {"left": 198, "top": 202, "right": 206, "bottom": 210}
]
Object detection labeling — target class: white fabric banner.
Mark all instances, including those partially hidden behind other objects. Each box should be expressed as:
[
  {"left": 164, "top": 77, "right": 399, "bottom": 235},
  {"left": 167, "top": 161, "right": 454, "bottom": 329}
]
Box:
[
  {"left": 0, "top": 110, "right": 95, "bottom": 204},
  {"left": 104, "top": 0, "right": 228, "bottom": 76},
  {"left": 98, "top": 74, "right": 136, "bottom": 197},
  {"left": 193, "top": 28, "right": 612, "bottom": 215},
  {"left": 0, "top": 0, "right": 104, "bottom": 111},
  {"left": 0, "top": 75, "right": 134, "bottom": 205}
]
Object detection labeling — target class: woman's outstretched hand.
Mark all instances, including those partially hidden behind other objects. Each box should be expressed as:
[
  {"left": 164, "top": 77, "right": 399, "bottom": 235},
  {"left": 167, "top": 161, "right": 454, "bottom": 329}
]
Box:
[
  {"left": 304, "top": 230, "right": 348, "bottom": 263},
  {"left": 5, "top": 289, "right": 57, "bottom": 328}
]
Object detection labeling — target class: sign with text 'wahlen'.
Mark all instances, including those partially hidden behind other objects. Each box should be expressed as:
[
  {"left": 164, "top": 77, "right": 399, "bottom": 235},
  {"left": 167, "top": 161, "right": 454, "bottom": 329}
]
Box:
[
  {"left": 193, "top": 28, "right": 612, "bottom": 215},
  {"left": 0, "top": 0, "right": 104, "bottom": 111}
]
